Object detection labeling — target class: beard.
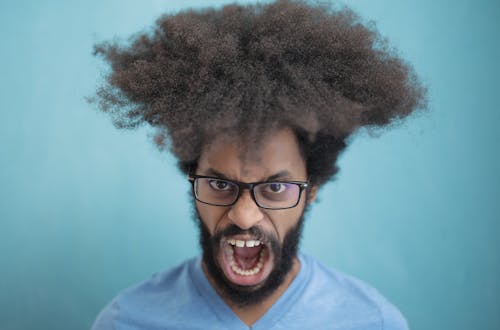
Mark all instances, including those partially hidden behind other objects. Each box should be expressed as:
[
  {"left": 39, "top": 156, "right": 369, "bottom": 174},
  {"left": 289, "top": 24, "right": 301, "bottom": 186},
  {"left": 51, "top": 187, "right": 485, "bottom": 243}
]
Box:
[{"left": 194, "top": 207, "right": 307, "bottom": 307}]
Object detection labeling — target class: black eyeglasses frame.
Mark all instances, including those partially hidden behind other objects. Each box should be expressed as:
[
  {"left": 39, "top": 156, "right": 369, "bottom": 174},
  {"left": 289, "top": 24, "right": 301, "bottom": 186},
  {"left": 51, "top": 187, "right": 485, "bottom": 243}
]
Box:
[{"left": 188, "top": 174, "right": 309, "bottom": 210}]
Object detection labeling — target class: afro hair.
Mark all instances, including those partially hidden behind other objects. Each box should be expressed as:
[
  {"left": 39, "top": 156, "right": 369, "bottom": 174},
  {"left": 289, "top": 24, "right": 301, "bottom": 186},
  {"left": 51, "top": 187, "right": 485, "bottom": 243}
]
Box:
[{"left": 91, "top": 0, "right": 427, "bottom": 186}]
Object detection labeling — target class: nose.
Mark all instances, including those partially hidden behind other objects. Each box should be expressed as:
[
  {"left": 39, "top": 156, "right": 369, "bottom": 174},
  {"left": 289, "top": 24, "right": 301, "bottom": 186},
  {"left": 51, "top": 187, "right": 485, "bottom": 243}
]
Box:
[{"left": 227, "top": 190, "right": 264, "bottom": 230}]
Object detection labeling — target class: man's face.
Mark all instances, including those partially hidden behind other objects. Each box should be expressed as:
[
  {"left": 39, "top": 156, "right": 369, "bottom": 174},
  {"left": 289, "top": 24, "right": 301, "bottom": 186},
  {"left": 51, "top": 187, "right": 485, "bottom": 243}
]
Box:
[{"left": 194, "top": 127, "right": 314, "bottom": 306}]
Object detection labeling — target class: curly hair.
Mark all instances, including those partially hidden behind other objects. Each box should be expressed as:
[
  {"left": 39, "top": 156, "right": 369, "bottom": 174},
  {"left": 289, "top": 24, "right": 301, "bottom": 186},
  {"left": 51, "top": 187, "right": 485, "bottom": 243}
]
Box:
[{"left": 91, "top": 0, "right": 427, "bottom": 186}]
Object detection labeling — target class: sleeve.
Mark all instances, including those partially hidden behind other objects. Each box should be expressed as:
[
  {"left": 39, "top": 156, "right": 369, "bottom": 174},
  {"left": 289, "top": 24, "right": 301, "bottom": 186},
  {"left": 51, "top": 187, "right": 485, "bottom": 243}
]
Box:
[
  {"left": 91, "top": 300, "right": 118, "bottom": 330},
  {"left": 380, "top": 301, "right": 410, "bottom": 330}
]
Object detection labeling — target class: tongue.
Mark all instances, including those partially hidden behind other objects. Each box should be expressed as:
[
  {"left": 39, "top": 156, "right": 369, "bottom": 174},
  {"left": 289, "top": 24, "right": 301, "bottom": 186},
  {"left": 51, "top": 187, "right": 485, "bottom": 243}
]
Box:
[{"left": 233, "top": 245, "right": 262, "bottom": 270}]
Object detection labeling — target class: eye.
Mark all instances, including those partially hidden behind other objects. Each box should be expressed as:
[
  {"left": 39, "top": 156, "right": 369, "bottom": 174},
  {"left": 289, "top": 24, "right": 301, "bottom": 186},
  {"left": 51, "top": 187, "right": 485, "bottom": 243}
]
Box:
[
  {"left": 208, "top": 179, "right": 233, "bottom": 191},
  {"left": 265, "top": 183, "right": 286, "bottom": 193}
]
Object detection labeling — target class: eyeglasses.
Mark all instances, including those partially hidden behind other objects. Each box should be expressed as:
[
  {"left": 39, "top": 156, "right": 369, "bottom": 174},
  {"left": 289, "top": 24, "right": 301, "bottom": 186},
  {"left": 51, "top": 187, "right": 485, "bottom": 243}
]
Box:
[{"left": 188, "top": 175, "right": 309, "bottom": 210}]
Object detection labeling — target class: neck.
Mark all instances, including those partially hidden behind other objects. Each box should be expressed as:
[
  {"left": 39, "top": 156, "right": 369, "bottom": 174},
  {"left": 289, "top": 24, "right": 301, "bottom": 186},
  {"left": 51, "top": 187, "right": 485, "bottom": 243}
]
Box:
[{"left": 202, "top": 257, "right": 301, "bottom": 327}]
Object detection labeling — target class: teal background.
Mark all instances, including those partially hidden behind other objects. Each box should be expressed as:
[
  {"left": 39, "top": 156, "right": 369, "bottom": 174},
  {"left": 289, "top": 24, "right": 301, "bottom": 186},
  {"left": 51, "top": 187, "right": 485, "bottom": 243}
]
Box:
[{"left": 1, "top": 0, "right": 499, "bottom": 329}]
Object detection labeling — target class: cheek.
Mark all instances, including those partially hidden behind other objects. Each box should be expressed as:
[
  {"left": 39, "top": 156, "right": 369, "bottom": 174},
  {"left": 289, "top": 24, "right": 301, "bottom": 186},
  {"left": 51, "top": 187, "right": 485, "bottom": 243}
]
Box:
[
  {"left": 196, "top": 202, "right": 228, "bottom": 234},
  {"left": 270, "top": 207, "right": 304, "bottom": 241}
]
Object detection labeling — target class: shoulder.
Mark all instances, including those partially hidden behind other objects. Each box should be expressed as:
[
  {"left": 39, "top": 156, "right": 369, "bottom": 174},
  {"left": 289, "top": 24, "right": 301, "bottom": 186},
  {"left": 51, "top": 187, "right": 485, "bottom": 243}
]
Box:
[
  {"left": 91, "top": 257, "right": 209, "bottom": 330},
  {"left": 292, "top": 254, "right": 409, "bottom": 330}
]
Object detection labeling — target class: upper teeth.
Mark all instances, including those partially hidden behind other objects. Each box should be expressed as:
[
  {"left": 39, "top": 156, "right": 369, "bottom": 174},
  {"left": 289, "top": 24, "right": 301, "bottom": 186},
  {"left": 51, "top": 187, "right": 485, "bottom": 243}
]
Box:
[{"left": 227, "top": 239, "right": 261, "bottom": 248}]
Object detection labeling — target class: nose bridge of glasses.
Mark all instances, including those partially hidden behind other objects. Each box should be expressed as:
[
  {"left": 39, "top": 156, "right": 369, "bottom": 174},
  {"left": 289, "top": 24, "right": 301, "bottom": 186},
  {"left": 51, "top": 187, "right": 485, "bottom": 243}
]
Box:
[
  {"left": 232, "top": 181, "right": 257, "bottom": 204},
  {"left": 235, "top": 181, "right": 255, "bottom": 192}
]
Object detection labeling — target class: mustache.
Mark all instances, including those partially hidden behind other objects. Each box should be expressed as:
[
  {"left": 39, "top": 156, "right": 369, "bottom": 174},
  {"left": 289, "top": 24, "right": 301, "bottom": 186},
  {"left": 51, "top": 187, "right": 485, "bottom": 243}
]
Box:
[
  {"left": 212, "top": 224, "right": 277, "bottom": 247},
  {"left": 214, "top": 225, "right": 263, "bottom": 239}
]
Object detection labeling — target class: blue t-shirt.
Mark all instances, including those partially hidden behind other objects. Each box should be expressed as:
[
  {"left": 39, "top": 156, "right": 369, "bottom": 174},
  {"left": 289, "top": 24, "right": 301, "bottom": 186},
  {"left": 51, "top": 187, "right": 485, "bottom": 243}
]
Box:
[{"left": 92, "top": 253, "right": 408, "bottom": 329}]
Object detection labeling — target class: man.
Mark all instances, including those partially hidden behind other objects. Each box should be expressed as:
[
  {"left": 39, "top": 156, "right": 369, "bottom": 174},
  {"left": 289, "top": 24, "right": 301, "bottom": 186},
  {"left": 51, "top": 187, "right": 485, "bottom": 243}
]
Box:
[{"left": 91, "top": 0, "right": 426, "bottom": 328}]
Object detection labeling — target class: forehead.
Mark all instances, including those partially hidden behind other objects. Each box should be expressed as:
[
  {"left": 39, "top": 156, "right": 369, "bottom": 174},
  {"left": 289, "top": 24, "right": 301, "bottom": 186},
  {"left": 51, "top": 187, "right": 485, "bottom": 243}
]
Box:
[{"left": 197, "top": 127, "right": 307, "bottom": 181}]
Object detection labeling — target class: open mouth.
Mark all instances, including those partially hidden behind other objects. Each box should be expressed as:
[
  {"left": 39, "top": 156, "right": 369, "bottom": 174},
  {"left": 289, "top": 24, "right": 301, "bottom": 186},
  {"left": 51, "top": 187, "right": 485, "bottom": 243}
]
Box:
[{"left": 219, "top": 236, "right": 274, "bottom": 286}]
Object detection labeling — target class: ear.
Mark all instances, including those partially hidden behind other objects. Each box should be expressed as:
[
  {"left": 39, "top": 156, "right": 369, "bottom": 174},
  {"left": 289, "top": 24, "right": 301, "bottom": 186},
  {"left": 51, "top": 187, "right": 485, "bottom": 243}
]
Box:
[{"left": 306, "top": 185, "right": 318, "bottom": 204}]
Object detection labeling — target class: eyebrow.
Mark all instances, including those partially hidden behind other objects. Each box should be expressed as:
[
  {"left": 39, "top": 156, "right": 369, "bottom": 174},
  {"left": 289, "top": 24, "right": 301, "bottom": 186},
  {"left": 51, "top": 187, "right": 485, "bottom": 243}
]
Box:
[{"left": 202, "top": 168, "right": 293, "bottom": 182}]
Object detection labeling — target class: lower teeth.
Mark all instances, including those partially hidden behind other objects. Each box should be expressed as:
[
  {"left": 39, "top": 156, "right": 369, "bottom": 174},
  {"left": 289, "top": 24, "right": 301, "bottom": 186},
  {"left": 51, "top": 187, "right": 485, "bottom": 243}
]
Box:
[{"left": 228, "top": 248, "right": 266, "bottom": 276}]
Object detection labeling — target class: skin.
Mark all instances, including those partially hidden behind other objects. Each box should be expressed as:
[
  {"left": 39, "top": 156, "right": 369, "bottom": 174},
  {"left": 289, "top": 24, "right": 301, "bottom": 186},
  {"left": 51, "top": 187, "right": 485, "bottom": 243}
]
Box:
[{"left": 195, "top": 127, "right": 317, "bottom": 325}]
